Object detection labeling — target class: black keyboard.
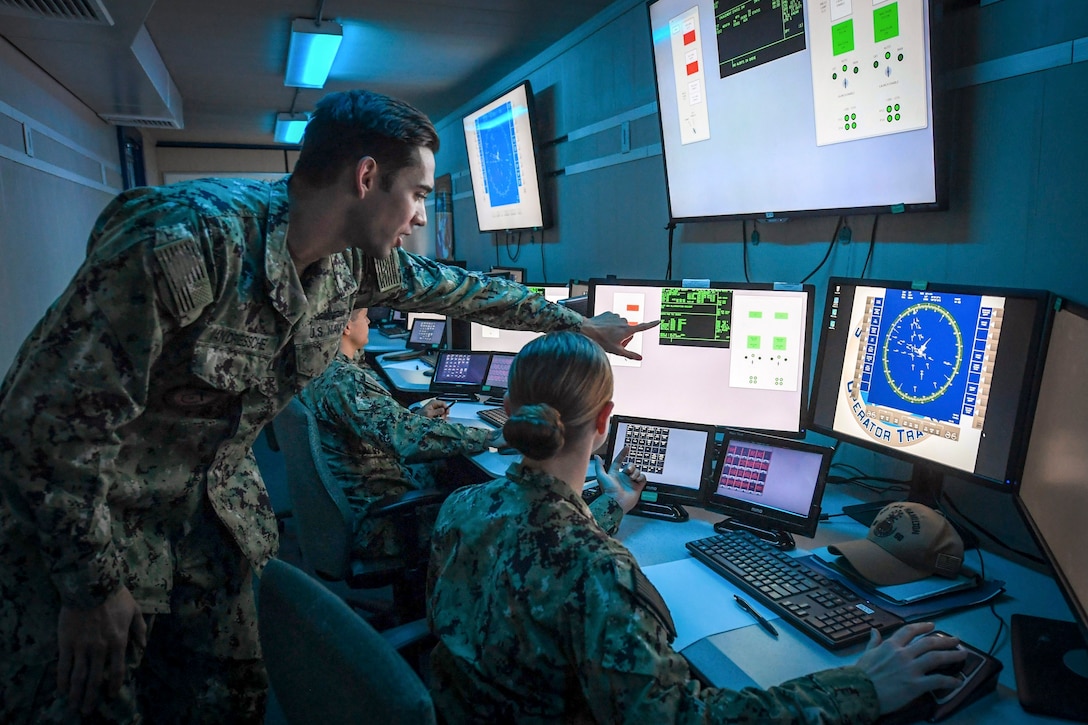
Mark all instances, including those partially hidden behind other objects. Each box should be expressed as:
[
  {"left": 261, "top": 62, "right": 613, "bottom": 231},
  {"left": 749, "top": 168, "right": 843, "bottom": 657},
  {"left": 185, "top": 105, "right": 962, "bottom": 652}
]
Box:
[
  {"left": 686, "top": 529, "right": 904, "bottom": 650},
  {"left": 476, "top": 407, "right": 509, "bottom": 428}
]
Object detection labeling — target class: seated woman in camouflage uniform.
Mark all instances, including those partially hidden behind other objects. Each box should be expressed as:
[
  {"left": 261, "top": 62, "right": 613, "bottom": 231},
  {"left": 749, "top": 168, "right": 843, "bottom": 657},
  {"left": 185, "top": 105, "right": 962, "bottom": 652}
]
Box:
[{"left": 427, "top": 331, "right": 967, "bottom": 723}]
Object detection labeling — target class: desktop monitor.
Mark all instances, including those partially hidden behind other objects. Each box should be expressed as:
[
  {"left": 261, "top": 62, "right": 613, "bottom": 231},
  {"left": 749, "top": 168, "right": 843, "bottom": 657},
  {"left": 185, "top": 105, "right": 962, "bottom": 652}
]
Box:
[
  {"left": 569, "top": 280, "right": 590, "bottom": 297},
  {"left": 558, "top": 294, "right": 589, "bottom": 317},
  {"left": 406, "top": 312, "right": 448, "bottom": 346},
  {"left": 647, "top": 0, "right": 945, "bottom": 223},
  {"left": 809, "top": 277, "right": 1052, "bottom": 503},
  {"left": 1010, "top": 298, "right": 1088, "bottom": 721},
  {"left": 429, "top": 350, "right": 493, "bottom": 397},
  {"left": 605, "top": 416, "right": 717, "bottom": 521},
  {"left": 405, "top": 317, "right": 446, "bottom": 351},
  {"left": 703, "top": 429, "right": 833, "bottom": 549},
  {"left": 489, "top": 266, "right": 526, "bottom": 283},
  {"left": 589, "top": 279, "right": 815, "bottom": 434},
  {"left": 470, "top": 284, "right": 571, "bottom": 353},
  {"left": 463, "top": 81, "right": 549, "bottom": 232},
  {"left": 481, "top": 351, "right": 516, "bottom": 395}
]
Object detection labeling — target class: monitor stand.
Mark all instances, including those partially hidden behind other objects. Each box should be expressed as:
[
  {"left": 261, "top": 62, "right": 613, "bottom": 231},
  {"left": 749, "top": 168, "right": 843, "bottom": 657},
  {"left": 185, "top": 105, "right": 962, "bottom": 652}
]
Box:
[
  {"left": 1011, "top": 614, "right": 1088, "bottom": 721},
  {"left": 714, "top": 517, "right": 796, "bottom": 551},
  {"left": 842, "top": 462, "right": 944, "bottom": 527},
  {"left": 629, "top": 501, "right": 689, "bottom": 522}
]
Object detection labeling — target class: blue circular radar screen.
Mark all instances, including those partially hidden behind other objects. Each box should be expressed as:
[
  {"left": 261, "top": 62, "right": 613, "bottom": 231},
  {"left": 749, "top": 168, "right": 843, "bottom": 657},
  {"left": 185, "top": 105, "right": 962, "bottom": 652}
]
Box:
[
  {"left": 864, "top": 291, "right": 984, "bottom": 426},
  {"left": 882, "top": 302, "right": 964, "bottom": 404}
]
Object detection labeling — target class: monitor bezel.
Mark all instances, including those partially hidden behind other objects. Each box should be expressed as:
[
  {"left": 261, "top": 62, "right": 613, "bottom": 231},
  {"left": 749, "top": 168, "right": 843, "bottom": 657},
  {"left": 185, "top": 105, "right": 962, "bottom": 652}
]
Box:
[
  {"left": 604, "top": 415, "right": 718, "bottom": 509},
  {"left": 588, "top": 277, "right": 816, "bottom": 436},
  {"left": 703, "top": 429, "right": 833, "bottom": 541},
  {"left": 808, "top": 276, "right": 1053, "bottom": 492}
]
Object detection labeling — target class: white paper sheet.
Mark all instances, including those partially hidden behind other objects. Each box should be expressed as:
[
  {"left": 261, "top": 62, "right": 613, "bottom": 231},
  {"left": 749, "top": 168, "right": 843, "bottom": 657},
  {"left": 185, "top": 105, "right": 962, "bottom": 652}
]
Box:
[{"left": 642, "top": 558, "right": 783, "bottom": 650}]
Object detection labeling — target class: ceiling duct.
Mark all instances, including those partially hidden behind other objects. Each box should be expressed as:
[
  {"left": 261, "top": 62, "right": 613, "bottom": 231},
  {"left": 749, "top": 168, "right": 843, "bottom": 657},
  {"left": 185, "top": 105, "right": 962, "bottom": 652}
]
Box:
[
  {"left": 0, "top": 0, "right": 183, "bottom": 128},
  {"left": 0, "top": 0, "right": 113, "bottom": 24}
]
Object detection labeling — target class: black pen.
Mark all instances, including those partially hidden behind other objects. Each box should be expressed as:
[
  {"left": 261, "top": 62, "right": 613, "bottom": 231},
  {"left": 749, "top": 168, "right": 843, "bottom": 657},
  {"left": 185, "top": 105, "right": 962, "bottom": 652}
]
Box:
[{"left": 734, "top": 594, "right": 779, "bottom": 638}]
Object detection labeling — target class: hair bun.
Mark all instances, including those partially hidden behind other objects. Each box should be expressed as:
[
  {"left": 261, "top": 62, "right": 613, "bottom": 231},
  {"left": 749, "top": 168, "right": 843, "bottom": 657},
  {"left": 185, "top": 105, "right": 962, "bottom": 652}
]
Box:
[{"left": 504, "top": 403, "right": 565, "bottom": 459}]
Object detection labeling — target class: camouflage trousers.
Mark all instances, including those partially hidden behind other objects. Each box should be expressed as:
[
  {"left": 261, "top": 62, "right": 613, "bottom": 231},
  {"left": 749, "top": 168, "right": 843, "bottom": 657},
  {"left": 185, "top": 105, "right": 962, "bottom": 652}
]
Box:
[{"left": 0, "top": 505, "right": 268, "bottom": 724}]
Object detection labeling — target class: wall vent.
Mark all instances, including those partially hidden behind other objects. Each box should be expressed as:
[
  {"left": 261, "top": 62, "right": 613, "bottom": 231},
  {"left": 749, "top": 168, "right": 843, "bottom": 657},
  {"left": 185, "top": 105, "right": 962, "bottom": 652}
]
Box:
[
  {"left": 98, "top": 114, "right": 182, "bottom": 129},
  {"left": 0, "top": 0, "right": 114, "bottom": 24}
]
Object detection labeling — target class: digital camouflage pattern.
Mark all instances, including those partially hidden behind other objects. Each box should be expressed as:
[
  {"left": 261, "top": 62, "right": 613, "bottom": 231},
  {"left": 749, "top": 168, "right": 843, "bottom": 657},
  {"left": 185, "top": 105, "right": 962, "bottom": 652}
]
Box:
[
  {"left": 298, "top": 351, "right": 496, "bottom": 558},
  {"left": 428, "top": 462, "right": 881, "bottom": 724},
  {"left": 0, "top": 176, "right": 583, "bottom": 722}
]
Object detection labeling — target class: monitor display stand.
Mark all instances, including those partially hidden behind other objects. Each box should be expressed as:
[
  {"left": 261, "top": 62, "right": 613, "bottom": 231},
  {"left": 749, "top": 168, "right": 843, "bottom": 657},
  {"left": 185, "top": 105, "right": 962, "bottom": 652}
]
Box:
[
  {"left": 842, "top": 462, "right": 944, "bottom": 527},
  {"left": 629, "top": 501, "right": 689, "bottom": 522},
  {"left": 714, "top": 517, "right": 796, "bottom": 551}
]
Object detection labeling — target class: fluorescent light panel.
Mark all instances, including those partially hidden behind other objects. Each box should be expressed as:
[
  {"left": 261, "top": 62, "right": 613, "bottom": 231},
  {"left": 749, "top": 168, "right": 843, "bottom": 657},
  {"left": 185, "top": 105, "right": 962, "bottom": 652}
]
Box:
[
  {"left": 285, "top": 18, "right": 343, "bottom": 88},
  {"left": 275, "top": 113, "right": 309, "bottom": 144}
]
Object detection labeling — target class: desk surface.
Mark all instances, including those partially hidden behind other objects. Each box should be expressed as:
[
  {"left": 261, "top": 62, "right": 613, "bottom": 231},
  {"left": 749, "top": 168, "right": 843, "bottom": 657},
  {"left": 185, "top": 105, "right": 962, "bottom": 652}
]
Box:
[
  {"left": 619, "top": 489, "right": 1076, "bottom": 723},
  {"left": 365, "top": 328, "right": 409, "bottom": 355}
]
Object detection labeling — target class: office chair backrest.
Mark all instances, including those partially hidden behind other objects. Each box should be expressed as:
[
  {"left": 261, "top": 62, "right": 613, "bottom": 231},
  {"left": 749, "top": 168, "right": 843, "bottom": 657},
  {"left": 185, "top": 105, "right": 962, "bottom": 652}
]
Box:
[
  {"left": 258, "top": 558, "right": 437, "bottom": 725},
  {"left": 274, "top": 397, "right": 353, "bottom": 580}
]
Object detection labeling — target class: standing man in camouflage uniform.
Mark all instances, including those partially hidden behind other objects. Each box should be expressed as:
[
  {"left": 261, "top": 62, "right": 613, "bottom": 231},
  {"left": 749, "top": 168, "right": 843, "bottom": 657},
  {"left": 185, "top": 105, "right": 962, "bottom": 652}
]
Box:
[
  {"left": 428, "top": 331, "right": 968, "bottom": 723},
  {"left": 0, "top": 89, "right": 655, "bottom": 723}
]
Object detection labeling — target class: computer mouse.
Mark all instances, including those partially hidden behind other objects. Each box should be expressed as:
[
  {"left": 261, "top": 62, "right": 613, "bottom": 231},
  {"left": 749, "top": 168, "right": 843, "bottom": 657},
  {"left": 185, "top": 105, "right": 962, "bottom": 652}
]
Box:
[
  {"left": 423, "top": 369, "right": 433, "bottom": 377},
  {"left": 883, "top": 631, "right": 1001, "bottom": 723}
]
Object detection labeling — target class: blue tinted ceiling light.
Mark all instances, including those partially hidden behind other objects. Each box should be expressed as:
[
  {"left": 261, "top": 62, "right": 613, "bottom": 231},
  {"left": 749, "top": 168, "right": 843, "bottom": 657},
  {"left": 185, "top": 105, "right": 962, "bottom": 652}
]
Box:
[
  {"left": 274, "top": 112, "right": 309, "bottom": 144},
  {"left": 285, "top": 18, "right": 343, "bottom": 88}
]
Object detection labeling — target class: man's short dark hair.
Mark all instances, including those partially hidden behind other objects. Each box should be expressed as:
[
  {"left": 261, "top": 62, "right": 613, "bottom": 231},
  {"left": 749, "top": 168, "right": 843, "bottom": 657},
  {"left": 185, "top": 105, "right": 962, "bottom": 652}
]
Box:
[{"left": 291, "top": 90, "right": 440, "bottom": 190}]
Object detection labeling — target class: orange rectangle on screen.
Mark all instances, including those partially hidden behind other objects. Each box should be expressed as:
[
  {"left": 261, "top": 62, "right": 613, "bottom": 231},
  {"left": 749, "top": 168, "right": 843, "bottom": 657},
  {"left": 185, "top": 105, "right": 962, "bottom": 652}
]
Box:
[
  {"left": 686, "top": 60, "right": 699, "bottom": 75},
  {"left": 683, "top": 30, "right": 696, "bottom": 45},
  {"left": 626, "top": 304, "right": 640, "bottom": 312}
]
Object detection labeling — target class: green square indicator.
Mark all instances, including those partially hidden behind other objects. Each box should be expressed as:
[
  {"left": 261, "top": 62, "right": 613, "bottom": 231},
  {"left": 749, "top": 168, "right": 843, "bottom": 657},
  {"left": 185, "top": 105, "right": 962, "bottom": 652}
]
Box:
[
  {"left": 832, "top": 19, "right": 855, "bottom": 56},
  {"left": 773, "top": 336, "right": 788, "bottom": 351},
  {"left": 774, "top": 311, "right": 789, "bottom": 320},
  {"left": 749, "top": 310, "right": 763, "bottom": 318},
  {"left": 747, "top": 335, "right": 761, "bottom": 350},
  {"left": 873, "top": 3, "right": 900, "bottom": 43}
]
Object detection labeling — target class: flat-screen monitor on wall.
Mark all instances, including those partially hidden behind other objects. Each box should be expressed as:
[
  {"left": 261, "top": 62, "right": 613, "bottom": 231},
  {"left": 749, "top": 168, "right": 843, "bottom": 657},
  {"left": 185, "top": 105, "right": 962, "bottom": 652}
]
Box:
[
  {"left": 809, "top": 278, "right": 1052, "bottom": 497},
  {"left": 647, "top": 0, "right": 944, "bottom": 221},
  {"left": 589, "top": 279, "right": 815, "bottom": 434},
  {"left": 463, "top": 81, "right": 549, "bottom": 232}
]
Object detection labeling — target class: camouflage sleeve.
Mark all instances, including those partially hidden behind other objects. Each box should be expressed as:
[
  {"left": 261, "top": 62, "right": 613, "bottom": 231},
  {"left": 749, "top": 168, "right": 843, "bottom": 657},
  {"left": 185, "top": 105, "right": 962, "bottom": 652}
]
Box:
[
  {"left": 314, "top": 366, "right": 495, "bottom": 463},
  {"left": 352, "top": 248, "right": 584, "bottom": 332},
  {"left": 588, "top": 495, "right": 624, "bottom": 536},
  {"left": 571, "top": 553, "right": 881, "bottom": 723},
  {"left": 0, "top": 195, "right": 191, "bottom": 610}
]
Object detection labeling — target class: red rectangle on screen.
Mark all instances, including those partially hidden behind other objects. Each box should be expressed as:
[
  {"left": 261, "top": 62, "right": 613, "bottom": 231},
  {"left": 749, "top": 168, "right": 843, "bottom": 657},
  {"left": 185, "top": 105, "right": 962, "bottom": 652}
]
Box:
[
  {"left": 683, "top": 30, "right": 696, "bottom": 45},
  {"left": 626, "top": 304, "right": 640, "bottom": 312},
  {"left": 686, "top": 60, "right": 699, "bottom": 75}
]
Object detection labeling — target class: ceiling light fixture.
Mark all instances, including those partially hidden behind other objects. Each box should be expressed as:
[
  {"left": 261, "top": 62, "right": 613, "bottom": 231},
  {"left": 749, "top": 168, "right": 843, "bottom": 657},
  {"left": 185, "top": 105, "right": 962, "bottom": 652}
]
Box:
[
  {"left": 274, "top": 112, "right": 309, "bottom": 144},
  {"left": 285, "top": 17, "right": 343, "bottom": 88}
]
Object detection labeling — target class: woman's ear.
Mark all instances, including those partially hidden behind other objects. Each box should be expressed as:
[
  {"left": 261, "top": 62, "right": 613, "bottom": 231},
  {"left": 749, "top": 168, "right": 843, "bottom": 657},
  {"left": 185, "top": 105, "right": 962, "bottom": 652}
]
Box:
[{"left": 595, "top": 401, "right": 615, "bottom": 435}]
